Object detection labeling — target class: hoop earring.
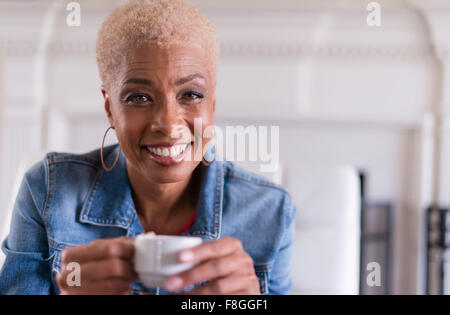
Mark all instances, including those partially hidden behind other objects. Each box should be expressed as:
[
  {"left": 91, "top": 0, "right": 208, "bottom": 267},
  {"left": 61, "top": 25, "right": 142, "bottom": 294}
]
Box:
[
  {"left": 202, "top": 127, "right": 216, "bottom": 167},
  {"left": 101, "top": 126, "right": 120, "bottom": 172}
]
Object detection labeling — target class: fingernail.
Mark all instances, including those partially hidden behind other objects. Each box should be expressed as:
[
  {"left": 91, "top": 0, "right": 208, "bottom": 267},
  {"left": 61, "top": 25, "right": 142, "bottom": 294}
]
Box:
[
  {"left": 179, "top": 250, "right": 194, "bottom": 262},
  {"left": 165, "top": 277, "right": 183, "bottom": 291}
]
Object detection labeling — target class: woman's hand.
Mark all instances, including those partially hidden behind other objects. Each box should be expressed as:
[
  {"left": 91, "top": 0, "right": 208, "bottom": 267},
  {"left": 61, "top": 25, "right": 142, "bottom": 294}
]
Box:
[
  {"left": 164, "top": 237, "right": 260, "bottom": 295},
  {"left": 56, "top": 236, "right": 137, "bottom": 295}
]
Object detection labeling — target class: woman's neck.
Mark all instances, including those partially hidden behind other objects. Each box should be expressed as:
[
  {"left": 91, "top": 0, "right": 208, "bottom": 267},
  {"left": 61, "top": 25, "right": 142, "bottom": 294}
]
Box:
[{"left": 125, "top": 162, "right": 199, "bottom": 231}]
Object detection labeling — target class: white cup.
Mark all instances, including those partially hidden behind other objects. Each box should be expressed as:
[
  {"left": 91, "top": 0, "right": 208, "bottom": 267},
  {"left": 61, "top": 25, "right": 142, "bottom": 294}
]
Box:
[{"left": 133, "top": 234, "right": 202, "bottom": 288}]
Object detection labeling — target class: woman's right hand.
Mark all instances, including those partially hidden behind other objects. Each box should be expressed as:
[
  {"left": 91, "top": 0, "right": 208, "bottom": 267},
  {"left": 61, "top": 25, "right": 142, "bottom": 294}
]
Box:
[{"left": 56, "top": 236, "right": 137, "bottom": 295}]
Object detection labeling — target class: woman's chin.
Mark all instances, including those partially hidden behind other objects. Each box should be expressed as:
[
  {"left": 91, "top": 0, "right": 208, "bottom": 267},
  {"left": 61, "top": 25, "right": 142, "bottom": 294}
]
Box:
[{"left": 143, "top": 161, "right": 199, "bottom": 184}]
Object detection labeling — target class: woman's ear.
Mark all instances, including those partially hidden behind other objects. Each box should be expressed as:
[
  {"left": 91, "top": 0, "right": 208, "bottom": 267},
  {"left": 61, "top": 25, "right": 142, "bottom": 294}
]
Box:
[{"left": 101, "top": 85, "right": 114, "bottom": 127}]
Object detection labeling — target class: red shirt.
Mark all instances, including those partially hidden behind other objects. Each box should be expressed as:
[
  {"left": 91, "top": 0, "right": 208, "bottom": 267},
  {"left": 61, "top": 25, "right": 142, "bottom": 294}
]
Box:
[{"left": 177, "top": 210, "right": 197, "bottom": 234}]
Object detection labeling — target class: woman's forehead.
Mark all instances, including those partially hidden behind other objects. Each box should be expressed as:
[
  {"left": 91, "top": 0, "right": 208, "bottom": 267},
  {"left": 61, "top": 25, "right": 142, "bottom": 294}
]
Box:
[
  {"left": 120, "top": 44, "right": 215, "bottom": 84},
  {"left": 128, "top": 44, "right": 209, "bottom": 66}
]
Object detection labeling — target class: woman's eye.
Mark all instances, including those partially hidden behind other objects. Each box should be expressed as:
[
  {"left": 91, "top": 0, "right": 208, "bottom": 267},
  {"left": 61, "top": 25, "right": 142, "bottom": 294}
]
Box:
[
  {"left": 125, "top": 94, "right": 151, "bottom": 105},
  {"left": 182, "top": 91, "right": 204, "bottom": 101}
]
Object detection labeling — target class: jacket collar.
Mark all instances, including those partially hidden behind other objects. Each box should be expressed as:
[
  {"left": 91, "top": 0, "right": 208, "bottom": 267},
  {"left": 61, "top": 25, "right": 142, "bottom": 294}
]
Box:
[
  {"left": 79, "top": 144, "right": 224, "bottom": 240},
  {"left": 79, "top": 145, "right": 135, "bottom": 229}
]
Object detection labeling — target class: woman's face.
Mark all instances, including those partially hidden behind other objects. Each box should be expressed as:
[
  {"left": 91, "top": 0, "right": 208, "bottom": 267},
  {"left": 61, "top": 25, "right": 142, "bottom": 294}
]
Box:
[{"left": 103, "top": 43, "right": 216, "bottom": 184}]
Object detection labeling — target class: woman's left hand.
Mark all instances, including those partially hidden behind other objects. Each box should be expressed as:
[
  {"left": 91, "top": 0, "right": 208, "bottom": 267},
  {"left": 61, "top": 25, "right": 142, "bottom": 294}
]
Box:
[{"left": 164, "top": 237, "right": 260, "bottom": 295}]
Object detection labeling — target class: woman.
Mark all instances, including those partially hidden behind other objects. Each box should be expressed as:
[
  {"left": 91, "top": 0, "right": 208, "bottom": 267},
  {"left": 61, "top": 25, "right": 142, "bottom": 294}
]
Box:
[{"left": 0, "top": 0, "right": 296, "bottom": 295}]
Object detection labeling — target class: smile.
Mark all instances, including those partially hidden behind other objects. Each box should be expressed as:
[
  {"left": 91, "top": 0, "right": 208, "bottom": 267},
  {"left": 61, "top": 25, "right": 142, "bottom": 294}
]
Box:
[
  {"left": 145, "top": 143, "right": 189, "bottom": 158},
  {"left": 142, "top": 142, "right": 192, "bottom": 166}
]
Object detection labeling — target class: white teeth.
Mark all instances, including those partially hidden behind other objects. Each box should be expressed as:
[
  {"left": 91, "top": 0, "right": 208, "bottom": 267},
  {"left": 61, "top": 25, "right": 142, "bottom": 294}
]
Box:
[{"left": 146, "top": 143, "right": 189, "bottom": 158}]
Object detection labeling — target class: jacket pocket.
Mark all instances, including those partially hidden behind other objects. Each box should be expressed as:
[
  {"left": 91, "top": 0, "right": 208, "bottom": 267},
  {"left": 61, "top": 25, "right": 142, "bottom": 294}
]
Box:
[{"left": 254, "top": 265, "right": 271, "bottom": 294}]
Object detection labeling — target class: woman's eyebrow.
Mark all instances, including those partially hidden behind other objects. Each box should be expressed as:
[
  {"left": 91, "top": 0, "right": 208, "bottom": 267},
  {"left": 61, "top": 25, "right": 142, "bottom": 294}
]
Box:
[
  {"left": 122, "top": 73, "right": 205, "bottom": 87},
  {"left": 122, "top": 78, "right": 155, "bottom": 87},
  {"left": 175, "top": 73, "right": 205, "bottom": 86}
]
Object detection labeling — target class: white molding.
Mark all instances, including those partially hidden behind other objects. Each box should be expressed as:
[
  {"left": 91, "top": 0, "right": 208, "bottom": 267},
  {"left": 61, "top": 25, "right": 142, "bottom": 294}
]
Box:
[
  {"left": 410, "top": 1, "right": 450, "bottom": 294},
  {"left": 0, "top": 0, "right": 442, "bottom": 60},
  {"left": 0, "top": 40, "right": 436, "bottom": 59}
]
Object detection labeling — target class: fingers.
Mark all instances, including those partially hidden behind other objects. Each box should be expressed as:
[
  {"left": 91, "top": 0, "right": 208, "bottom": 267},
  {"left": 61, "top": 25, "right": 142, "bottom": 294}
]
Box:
[
  {"left": 165, "top": 253, "right": 252, "bottom": 292},
  {"left": 59, "top": 278, "right": 132, "bottom": 295},
  {"left": 61, "top": 237, "right": 134, "bottom": 265},
  {"left": 57, "top": 236, "right": 137, "bottom": 295},
  {"left": 164, "top": 237, "right": 259, "bottom": 295},
  {"left": 82, "top": 258, "right": 138, "bottom": 283},
  {"left": 180, "top": 274, "right": 261, "bottom": 295},
  {"left": 58, "top": 258, "right": 137, "bottom": 288},
  {"left": 178, "top": 237, "right": 244, "bottom": 264}
]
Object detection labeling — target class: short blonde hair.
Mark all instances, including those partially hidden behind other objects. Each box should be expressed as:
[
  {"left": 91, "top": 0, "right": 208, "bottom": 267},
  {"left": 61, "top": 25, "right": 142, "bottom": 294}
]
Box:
[{"left": 96, "top": 0, "right": 219, "bottom": 88}]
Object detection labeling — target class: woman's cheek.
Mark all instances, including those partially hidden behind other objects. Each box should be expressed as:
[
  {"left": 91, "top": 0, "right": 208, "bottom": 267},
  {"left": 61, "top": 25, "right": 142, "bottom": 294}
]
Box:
[
  {"left": 115, "top": 114, "right": 145, "bottom": 153},
  {"left": 121, "top": 112, "right": 147, "bottom": 135}
]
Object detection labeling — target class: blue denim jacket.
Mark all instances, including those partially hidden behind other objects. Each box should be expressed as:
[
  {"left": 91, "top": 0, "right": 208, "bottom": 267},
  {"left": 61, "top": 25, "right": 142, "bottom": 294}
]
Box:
[{"left": 0, "top": 144, "right": 296, "bottom": 295}]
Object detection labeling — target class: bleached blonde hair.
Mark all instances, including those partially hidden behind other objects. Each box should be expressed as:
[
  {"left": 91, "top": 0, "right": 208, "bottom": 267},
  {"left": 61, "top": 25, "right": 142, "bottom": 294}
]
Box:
[{"left": 96, "top": 0, "right": 219, "bottom": 89}]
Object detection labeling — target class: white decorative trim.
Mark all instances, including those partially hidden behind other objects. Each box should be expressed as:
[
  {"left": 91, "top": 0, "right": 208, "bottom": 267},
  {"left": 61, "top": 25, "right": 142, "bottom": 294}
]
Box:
[
  {"left": 219, "top": 43, "right": 434, "bottom": 59},
  {"left": 0, "top": 39, "right": 436, "bottom": 59}
]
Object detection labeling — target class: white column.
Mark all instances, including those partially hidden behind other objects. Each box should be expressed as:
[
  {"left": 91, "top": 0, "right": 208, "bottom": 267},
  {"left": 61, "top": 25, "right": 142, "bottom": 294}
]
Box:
[
  {"left": 435, "top": 62, "right": 450, "bottom": 205},
  {"left": 0, "top": 50, "right": 4, "bottom": 224},
  {"left": 33, "top": 0, "right": 62, "bottom": 152},
  {"left": 412, "top": 114, "right": 436, "bottom": 294}
]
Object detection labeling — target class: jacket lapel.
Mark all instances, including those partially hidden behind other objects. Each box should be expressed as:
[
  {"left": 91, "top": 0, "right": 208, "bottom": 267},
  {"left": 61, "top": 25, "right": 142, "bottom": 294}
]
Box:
[{"left": 79, "top": 145, "right": 135, "bottom": 229}]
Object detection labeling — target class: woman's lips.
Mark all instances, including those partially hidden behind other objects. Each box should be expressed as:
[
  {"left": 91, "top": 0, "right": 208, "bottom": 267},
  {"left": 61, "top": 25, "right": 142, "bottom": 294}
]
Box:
[{"left": 141, "top": 142, "right": 191, "bottom": 166}]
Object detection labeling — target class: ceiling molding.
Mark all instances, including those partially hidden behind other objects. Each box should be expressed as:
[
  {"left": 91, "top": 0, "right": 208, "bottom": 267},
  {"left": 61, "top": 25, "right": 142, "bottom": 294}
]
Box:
[{"left": 0, "top": 38, "right": 436, "bottom": 60}]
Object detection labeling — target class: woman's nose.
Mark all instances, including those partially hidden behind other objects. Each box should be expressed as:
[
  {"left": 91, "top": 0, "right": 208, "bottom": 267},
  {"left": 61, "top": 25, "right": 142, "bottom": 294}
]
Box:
[{"left": 150, "top": 99, "right": 184, "bottom": 137}]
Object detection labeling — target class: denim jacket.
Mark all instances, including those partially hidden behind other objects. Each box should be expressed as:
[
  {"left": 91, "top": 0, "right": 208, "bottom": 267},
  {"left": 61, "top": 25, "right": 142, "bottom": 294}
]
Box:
[{"left": 0, "top": 144, "right": 297, "bottom": 295}]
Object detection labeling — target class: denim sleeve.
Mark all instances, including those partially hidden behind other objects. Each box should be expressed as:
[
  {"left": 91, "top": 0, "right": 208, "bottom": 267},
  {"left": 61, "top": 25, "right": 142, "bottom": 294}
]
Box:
[
  {"left": 267, "top": 193, "right": 297, "bottom": 295},
  {"left": 0, "top": 159, "right": 54, "bottom": 294}
]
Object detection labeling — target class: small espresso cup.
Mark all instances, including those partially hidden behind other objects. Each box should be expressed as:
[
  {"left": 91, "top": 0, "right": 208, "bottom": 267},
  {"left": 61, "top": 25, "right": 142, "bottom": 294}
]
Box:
[{"left": 133, "top": 233, "right": 202, "bottom": 288}]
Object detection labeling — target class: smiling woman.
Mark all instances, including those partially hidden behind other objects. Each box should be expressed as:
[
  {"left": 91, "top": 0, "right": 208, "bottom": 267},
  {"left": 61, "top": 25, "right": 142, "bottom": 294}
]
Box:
[{"left": 0, "top": 0, "right": 296, "bottom": 295}]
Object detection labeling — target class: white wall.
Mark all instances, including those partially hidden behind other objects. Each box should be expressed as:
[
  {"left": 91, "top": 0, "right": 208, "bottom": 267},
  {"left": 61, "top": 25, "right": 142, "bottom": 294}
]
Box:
[{"left": 2, "top": 0, "right": 450, "bottom": 294}]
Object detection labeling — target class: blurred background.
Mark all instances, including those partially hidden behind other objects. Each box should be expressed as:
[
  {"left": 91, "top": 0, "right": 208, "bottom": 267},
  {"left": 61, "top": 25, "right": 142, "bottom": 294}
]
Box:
[{"left": 1, "top": 0, "right": 450, "bottom": 295}]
